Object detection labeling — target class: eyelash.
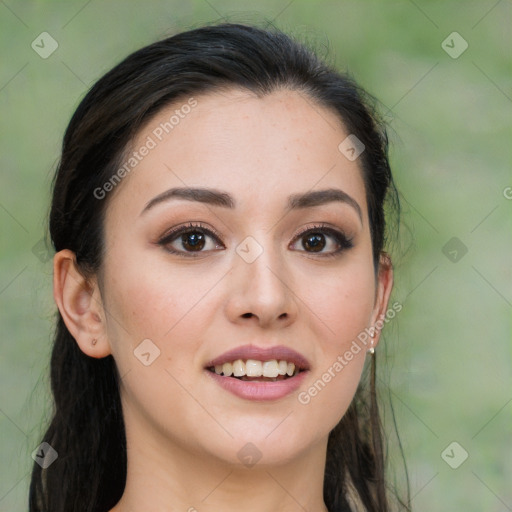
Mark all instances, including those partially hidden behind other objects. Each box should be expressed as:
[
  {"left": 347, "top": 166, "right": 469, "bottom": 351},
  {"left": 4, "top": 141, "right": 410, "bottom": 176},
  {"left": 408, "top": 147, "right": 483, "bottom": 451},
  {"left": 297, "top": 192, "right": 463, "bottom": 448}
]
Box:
[{"left": 157, "top": 222, "right": 354, "bottom": 259}]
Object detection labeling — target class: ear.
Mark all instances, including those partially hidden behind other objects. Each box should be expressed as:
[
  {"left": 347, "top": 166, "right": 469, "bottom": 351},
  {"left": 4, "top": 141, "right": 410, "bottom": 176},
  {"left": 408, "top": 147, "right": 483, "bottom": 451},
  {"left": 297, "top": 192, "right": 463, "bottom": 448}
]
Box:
[
  {"left": 53, "top": 249, "right": 111, "bottom": 358},
  {"left": 370, "top": 251, "right": 394, "bottom": 348}
]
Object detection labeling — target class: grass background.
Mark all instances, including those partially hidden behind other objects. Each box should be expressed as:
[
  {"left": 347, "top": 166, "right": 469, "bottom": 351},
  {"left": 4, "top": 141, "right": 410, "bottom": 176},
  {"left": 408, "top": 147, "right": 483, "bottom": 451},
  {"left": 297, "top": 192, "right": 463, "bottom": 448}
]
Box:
[{"left": 1, "top": 0, "right": 511, "bottom": 510}]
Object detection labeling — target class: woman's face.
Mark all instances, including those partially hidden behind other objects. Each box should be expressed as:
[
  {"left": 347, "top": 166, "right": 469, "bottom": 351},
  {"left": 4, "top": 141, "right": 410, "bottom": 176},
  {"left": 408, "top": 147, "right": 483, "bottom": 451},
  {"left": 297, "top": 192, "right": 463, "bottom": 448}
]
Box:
[{"left": 98, "top": 88, "right": 392, "bottom": 466}]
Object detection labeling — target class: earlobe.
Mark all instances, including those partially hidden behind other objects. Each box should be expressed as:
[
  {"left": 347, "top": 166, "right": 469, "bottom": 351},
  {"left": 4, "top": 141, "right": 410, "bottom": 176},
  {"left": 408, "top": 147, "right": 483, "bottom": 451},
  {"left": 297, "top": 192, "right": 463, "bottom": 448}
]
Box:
[
  {"left": 53, "top": 249, "right": 111, "bottom": 358},
  {"left": 371, "top": 252, "right": 394, "bottom": 347}
]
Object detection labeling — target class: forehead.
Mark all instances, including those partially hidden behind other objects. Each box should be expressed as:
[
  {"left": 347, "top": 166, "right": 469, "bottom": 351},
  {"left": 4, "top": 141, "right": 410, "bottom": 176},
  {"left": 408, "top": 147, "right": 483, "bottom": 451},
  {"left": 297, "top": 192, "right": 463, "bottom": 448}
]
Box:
[{"left": 107, "top": 88, "right": 368, "bottom": 221}]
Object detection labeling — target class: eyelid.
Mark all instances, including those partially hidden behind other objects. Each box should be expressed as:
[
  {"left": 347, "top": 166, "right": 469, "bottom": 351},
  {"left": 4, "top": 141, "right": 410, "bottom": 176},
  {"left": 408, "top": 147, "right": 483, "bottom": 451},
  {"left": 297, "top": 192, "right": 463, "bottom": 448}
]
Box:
[
  {"left": 158, "top": 221, "right": 223, "bottom": 245},
  {"left": 291, "top": 222, "right": 351, "bottom": 242}
]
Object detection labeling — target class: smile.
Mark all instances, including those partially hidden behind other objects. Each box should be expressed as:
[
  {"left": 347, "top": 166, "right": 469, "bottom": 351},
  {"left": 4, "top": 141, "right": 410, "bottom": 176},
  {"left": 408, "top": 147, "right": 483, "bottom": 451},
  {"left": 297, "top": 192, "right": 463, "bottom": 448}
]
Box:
[
  {"left": 204, "top": 344, "right": 310, "bottom": 400},
  {"left": 207, "top": 358, "right": 302, "bottom": 381}
]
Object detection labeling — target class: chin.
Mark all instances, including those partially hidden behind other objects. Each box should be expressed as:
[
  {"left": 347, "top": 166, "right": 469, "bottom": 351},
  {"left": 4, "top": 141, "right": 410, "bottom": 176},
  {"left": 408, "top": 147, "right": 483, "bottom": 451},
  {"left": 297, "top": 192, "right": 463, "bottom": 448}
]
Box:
[{"left": 202, "top": 428, "right": 319, "bottom": 469}]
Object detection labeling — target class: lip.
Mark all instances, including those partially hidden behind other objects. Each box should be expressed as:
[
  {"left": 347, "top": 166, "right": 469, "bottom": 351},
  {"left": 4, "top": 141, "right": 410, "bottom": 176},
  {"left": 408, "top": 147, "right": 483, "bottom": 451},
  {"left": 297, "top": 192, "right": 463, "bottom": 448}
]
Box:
[
  {"left": 205, "top": 368, "right": 309, "bottom": 401},
  {"left": 204, "top": 344, "right": 310, "bottom": 370},
  {"left": 204, "top": 344, "right": 310, "bottom": 402}
]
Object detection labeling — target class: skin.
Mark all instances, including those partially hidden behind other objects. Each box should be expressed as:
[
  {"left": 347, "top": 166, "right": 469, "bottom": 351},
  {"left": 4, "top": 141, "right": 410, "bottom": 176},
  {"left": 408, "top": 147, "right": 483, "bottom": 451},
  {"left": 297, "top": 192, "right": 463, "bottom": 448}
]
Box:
[{"left": 54, "top": 88, "right": 393, "bottom": 512}]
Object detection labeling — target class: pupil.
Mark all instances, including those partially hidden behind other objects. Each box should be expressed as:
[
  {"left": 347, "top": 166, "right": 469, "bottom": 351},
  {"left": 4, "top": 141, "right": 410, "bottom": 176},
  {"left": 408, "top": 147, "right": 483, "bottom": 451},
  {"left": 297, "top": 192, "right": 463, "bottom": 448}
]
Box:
[{"left": 304, "top": 233, "right": 324, "bottom": 252}]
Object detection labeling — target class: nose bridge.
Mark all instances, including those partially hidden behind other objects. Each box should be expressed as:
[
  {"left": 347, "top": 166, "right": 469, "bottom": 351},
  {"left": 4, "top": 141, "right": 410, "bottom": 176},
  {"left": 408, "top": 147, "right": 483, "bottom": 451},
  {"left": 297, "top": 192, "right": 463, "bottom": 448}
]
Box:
[
  {"left": 239, "top": 231, "right": 287, "bottom": 297},
  {"left": 227, "top": 230, "right": 297, "bottom": 325}
]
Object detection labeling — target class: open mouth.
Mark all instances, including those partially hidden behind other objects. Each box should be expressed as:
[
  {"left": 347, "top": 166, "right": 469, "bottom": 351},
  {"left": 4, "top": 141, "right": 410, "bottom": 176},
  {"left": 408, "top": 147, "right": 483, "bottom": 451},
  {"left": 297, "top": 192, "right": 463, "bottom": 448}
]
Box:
[{"left": 206, "top": 359, "right": 306, "bottom": 382}]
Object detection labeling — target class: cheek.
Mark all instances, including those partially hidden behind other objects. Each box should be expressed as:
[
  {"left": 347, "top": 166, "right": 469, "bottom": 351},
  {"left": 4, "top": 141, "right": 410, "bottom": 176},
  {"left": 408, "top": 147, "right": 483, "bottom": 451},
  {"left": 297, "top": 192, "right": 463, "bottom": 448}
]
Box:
[
  {"left": 303, "top": 260, "right": 376, "bottom": 347},
  {"left": 100, "top": 252, "right": 215, "bottom": 435},
  {"left": 100, "top": 248, "right": 220, "bottom": 369},
  {"left": 294, "top": 260, "right": 374, "bottom": 422}
]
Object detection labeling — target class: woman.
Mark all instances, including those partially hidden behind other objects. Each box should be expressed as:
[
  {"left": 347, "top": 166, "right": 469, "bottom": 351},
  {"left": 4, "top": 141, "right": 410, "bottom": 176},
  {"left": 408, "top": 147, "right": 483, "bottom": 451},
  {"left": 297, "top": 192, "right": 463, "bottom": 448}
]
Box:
[{"left": 30, "top": 22, "right": 408, "bottom": 511}]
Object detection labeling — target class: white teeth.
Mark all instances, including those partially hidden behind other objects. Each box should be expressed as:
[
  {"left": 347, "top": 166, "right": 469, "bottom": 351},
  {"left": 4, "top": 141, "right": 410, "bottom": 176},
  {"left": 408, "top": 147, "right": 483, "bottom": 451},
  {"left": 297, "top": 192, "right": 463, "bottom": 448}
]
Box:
[
  {"left": 245, "top": 359, "right": 263, "bottom": 377},
  {"left": 262, "top": 360, "right": 279, "bottom": 378},
  {"left": 211, "top": 358, "right": 301, "bottom": 378},
  {"left": 232, "top": 359, "right": 245, "bottom": 377},
  {"left": 222, "top": 362, "right": 233, "bottom": 376}
]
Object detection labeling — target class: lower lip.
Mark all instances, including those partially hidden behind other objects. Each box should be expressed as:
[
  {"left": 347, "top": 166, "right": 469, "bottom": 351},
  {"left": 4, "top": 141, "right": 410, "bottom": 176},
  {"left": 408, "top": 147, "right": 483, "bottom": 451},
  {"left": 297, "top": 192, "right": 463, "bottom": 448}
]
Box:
[{"left": 205, "top": 369, "right": 309, "bottom": 401}]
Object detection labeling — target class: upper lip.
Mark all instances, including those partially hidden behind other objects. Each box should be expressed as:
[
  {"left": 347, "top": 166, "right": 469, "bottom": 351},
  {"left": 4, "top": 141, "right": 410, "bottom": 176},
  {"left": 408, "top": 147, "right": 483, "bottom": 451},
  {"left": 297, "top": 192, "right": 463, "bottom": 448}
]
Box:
[{"left": 205, "top": 344, "right": 310, "bottom": 371}]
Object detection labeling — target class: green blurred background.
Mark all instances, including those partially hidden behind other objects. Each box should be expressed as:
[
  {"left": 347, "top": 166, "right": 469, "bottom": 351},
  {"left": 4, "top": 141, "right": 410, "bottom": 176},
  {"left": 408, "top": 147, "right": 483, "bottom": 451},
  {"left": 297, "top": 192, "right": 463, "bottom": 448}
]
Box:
[{"left": 1, "top": 1, "right": 511, "bottom": 510}]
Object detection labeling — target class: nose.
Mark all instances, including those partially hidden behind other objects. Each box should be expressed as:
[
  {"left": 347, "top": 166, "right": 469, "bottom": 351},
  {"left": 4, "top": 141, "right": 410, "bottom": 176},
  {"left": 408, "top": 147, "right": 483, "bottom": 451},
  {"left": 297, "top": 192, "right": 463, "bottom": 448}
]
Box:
[{"left": 223, "top": 238, "right": 298, "bottom": 329}]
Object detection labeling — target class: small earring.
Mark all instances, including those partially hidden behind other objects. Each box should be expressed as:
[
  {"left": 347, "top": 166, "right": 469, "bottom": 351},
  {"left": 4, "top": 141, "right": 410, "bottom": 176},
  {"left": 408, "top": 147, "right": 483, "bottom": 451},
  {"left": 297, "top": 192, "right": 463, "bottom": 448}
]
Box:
[
  {"left": 368, "top": 332, "right": 375, "bottom": 355},
  {"left": 92, "top": 338, "right": 97, "bottom": 346}
]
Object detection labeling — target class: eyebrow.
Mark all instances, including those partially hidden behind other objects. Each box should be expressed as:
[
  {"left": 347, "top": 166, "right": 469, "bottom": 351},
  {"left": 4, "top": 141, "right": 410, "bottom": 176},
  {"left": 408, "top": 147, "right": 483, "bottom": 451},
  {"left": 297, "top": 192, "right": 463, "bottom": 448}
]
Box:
[{"left": 141, "top": 186, "right": 363, "bottom": 223}]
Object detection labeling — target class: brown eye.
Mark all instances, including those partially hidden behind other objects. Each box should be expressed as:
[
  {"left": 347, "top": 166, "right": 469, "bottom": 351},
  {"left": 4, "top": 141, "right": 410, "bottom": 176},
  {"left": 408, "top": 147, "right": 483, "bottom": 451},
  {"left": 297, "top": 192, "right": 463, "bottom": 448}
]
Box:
[
  {"left": 302, "top": 232, "right": 326, "bottom": 252},
  {"left": 158, "top": 222, "right": 224, "bottom": 257},
  {"left": 179, "top": 231, "right": 206, "bottom": 251},
  {"left": 290, "top": 225, "right": 354, "bottom": 257}
]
